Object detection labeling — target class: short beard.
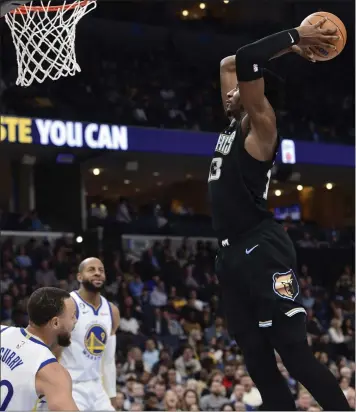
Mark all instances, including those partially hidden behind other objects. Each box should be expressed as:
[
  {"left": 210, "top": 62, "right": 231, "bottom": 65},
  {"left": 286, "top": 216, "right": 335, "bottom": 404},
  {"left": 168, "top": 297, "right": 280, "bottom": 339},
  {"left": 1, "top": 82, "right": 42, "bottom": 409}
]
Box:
[
  {"left": 82, "top": 279, "right": 104, "bottom": 293},
  {"left": 57, "top": 332, "right": 71, "bottom": 347}
]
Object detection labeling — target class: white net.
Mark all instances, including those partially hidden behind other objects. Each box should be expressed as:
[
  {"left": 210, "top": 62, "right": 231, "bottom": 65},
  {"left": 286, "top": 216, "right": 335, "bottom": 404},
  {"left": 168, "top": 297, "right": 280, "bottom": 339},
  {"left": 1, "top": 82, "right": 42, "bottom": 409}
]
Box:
[{"left": 4, "top": 0, "right": 97, "bottom": 87}]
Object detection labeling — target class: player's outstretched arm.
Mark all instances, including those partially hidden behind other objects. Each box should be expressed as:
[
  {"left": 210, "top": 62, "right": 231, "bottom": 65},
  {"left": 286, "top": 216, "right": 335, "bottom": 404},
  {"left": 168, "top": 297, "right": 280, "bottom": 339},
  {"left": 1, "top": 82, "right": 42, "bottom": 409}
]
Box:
[
  {"left": 235, "top": 19, "right": 338, "bottom": 145},
  {"left": 36, "top": 362, "right": 79, "bottom": 411}
]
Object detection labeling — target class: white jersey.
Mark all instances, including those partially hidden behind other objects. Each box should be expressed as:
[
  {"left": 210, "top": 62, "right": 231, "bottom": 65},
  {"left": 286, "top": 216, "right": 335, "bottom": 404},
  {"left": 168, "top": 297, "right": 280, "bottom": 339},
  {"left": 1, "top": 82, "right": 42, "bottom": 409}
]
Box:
[
  {"left": 0, "top": 325, "right": 57, "bottom": 411},
  {"left": 59, "top": 291, "right": 113, "bottom": 382}
]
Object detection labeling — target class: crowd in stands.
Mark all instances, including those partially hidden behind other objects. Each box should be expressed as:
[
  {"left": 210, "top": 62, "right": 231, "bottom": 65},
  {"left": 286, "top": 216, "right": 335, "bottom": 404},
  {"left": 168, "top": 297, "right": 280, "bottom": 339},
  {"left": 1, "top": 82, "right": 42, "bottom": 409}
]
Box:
[
  {"left": 1, "top": 205, "right": 355, "bottom": 249},
  {"left": 1, "top": 14, "right": 354, "bottom": 145},
  {"left": 1, "top": 230, "right": 354, "bottom": 411}
]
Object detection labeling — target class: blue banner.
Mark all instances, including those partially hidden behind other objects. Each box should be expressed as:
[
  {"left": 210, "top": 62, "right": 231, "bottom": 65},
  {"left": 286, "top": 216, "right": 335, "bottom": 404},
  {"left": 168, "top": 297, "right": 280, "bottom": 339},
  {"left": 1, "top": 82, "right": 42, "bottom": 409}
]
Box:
[{"left": 0, "top": 115, "right": 354, "bottom": 167}]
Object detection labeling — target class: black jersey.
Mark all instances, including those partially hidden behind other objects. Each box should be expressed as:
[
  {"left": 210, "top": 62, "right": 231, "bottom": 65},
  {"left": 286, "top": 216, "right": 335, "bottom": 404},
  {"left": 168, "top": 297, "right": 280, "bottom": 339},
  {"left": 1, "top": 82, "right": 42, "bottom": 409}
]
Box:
[{"left": 208, "top": 118, "right": 278, "bottom": 240}]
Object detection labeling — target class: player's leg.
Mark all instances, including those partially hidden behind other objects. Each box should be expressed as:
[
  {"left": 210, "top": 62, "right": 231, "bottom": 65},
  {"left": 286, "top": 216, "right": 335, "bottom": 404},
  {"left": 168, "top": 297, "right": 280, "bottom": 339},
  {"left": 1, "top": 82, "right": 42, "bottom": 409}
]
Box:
[
  {"left": 257, "top": 222, "right": 350, "bottom": 410},
  {"left": 216, "top": 247, "right": 296, "bottom": 410},
  {"left": 93, "top": 380, "right": 115, "bottom": 411},
  {"left": 270, "top": 311, "right": 351, "bottom": 411}
]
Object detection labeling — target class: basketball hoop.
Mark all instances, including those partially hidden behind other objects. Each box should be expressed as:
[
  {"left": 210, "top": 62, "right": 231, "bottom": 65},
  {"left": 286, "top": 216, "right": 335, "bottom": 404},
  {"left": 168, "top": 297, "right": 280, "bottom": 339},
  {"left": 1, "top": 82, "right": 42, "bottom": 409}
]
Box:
[{"left": 4, "top": 0, "right": 97, "bottom": 87}]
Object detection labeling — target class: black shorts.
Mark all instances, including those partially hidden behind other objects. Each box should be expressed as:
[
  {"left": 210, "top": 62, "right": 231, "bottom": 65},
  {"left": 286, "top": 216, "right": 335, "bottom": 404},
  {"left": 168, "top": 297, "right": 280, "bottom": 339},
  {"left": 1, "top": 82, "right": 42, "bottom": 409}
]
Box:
[{"left": 216, "top": 219, "right": 307, "bottom": 344}]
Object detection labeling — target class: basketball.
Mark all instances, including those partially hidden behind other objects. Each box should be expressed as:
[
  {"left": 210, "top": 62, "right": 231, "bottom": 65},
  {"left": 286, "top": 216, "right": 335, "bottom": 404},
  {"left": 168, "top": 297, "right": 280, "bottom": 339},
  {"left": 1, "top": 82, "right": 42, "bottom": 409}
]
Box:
[{"left": 300, "top": 12, "right": 347, "bottom": 61}]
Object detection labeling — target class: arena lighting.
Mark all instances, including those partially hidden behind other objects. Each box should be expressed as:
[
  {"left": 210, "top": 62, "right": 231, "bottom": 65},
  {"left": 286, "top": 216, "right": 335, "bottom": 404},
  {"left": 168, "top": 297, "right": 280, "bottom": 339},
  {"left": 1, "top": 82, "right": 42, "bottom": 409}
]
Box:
[
  {"left": 153, "top": 172, "right": 160, "bottom": 177},
  {"left": 135, "top": 188, "right": 140, "bottom": 193},
  {"left": 275, "top": 189, "right": 282, "bottom": 197},
  {"left": 182, "top": 10, "right": 189, "bottom": 17},
  {"left": 297, "top": 185, "right": 303, "bottom": 191},
  {"left": 76, "top": 236, "right": 83, "bottom": 244},
  {"left": 223, "top": 0, "right": 229, "bottom": 3},
  {"left": 157, "top": 182, "right": 163, "bottom": 186},
  {"left": 199, "top": 3, "right": 206, "bottom": 9},
  {"left": 124, "top": 179, "right": 131, "bottom": 185},
  {"left": 102, "top": 185, "right": 108, "bottom": 191},
  {"left": 92, "top": 168, "right": 100, "bottom": 176},
  {"left": 326, "top": 183, "right": 334, "bottom": 190}
]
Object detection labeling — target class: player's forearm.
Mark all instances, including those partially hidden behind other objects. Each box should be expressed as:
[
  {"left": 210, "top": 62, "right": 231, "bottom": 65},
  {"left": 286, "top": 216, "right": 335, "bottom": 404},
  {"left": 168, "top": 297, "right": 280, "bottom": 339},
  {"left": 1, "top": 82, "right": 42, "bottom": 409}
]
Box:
[
  {"left": 236, "top": 29, "right": 300, "bottom": 81},
  {"left": 102, "top": 334, "right": 117, "bottom": 398},
  {"left": 269, "top": 47, "right": 292, "bottom": 60},
  {"left": 221, "top": 46, "right": 292, "bottom": 73},
  {"left": 237, "top": 29, "right": 299, "bottom": 65}
]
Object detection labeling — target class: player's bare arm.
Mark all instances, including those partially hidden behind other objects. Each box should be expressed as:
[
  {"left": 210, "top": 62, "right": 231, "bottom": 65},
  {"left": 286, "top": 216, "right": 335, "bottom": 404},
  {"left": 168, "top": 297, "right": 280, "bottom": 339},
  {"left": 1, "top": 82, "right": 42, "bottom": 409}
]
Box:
[
  {"left": 36, "top": 361, "right": 79, "bottom": 411},
  {"left": 102, "top": 302, "right": 120, "bottom": 408},
  {"left": 230, "top": 18, "right": 338, "bottom": 160}
]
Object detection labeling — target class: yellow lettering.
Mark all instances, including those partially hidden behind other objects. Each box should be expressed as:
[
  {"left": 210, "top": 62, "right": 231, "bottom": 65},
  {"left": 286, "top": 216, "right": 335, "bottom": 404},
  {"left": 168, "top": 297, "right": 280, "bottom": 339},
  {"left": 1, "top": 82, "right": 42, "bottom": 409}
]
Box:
[
  {"left": 5, "top": 117, "right": 18, "bottom": 143},
  {"left": 0, "top": 116, "right": 32, "bottom": 144},
  {"left": 0, "top": 124, "right": 6, "bottom": 142},
  {"left": 18, "top": 119, "right": 32, "bottom": 143}
]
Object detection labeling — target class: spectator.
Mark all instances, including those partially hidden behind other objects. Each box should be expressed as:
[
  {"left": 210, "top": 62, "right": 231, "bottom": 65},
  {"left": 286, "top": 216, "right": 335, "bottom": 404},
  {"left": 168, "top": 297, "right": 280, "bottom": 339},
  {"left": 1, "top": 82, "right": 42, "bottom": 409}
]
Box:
[
  {"left": 0, "top": 271, "right": 13, "bottom": 293},
  {"left": 182, "top": 389, "right": 200, "bottom": 410},
  {"left": 297, "top": 233, "right": 316, "bottom": 248},
  {"left": 143, "top": 391, "right": 159, "bottom": 411},
  {"left": 1, "top": 294, "right": 14, "bottom": 324},
  {"left": 143, "top": 339, "right": 159, "bottom": 372},
  {"left": 175, "top": 346, "right": 202, "bottom": 379},
  {"left": 154, "top": 381, "right": 166, "bottom": 410},
  {"left": 221, "top": 403, "right": 234, "bottom": 411},
  {"left": 240, "top": 375, "right": 262, "bottom": 409},
  {"left": 163, "top": 389, "right": 180, "bottom": 411},
  {"left": 296, "top": 392, "right": 312, "bottom": 411},
  {"left": 35, "top": 259, "right": 57, "bottom": 286},
  {"left": 129, "top": 274, "right": 144, "bottom": 299},
  {"left": 117, "top": 198, "right": 132, "bottom": 224},
  {"left": 329, "top": 318, "right": 351, "bottom": 357},
  {"left": 340, "top": 376, "right": 355, "bottom": 399},
  {"left": 301, "top": 289, "right": 316, "bottom": 310},
  {"left": 120, "top": 308, "right": 140, "bottom": 335},
  {"left": 234, "top": 401, "right": 247, "bottom": 411},
  {"left": 200, "top": 380, "right": 229, "bottom": 411},
  {"left": 15, "top": 245, "right": 32, "bottom": 268},
  {"left": 150, "top": 281, "right": 168, "bottom": 307}
]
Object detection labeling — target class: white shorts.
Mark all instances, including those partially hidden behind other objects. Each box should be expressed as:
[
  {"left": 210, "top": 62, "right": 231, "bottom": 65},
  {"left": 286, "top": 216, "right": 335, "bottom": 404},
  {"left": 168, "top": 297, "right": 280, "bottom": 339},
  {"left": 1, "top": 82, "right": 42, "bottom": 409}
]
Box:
[
  {"left": 36, "top": 379, "right": 114, "bottom": 411},
  {"left": 72, "top": 379, "right": 115, "bottom": 411}
]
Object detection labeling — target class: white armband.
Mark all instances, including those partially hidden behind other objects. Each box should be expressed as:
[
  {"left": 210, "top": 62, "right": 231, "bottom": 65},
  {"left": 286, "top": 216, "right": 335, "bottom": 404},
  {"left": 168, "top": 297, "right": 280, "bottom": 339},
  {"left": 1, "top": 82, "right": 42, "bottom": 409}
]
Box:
[{"left": 102, "top": 334, "right": 117, "bottom": 398}]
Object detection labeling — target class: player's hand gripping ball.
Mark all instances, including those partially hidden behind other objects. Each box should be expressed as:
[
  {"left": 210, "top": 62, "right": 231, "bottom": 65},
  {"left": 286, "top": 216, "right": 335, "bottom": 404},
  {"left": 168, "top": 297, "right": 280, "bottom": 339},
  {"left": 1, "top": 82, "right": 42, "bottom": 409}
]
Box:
[{"left": 299, "top": 12, "right": 347, "bottom": 61}]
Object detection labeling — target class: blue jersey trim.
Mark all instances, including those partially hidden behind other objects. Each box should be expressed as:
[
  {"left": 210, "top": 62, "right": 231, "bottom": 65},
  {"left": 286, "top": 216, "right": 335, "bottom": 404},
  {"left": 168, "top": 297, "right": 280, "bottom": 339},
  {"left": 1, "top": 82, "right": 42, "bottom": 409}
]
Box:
[
  {"left": 0, "top": 326, "right": 10, "bottom": 334},
  {"left": 37, "top": 358, "right": 57, "bottom": 373},
  {"left": 20, "top": 328, "right": 50, "bottom": 349},
  {"left": 74, "top": 298, "right": 79, "bottom": 319},
  {"left": 74, "top": 291, "right": 102, "bottom": 316},
  {"left": 108, "top": 301, "right": 113, "bottom": 331}
]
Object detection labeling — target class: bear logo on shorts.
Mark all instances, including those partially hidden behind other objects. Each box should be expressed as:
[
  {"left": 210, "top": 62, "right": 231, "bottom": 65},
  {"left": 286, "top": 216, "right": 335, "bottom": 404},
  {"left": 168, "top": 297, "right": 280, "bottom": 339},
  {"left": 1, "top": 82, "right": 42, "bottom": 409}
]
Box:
[{"left": 272, "top": 270, "right": 299, "bottom": 301}]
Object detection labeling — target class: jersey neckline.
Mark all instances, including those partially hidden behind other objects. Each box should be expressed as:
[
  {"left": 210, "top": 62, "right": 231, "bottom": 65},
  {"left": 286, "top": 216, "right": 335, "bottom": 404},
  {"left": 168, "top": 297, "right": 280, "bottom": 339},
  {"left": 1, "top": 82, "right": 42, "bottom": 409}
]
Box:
[
  {"left": 73, "top": 290, "right": 103, "bottom": 316},
  {"left": 20, "top": 328, "right": 50, "bottom": 349}
]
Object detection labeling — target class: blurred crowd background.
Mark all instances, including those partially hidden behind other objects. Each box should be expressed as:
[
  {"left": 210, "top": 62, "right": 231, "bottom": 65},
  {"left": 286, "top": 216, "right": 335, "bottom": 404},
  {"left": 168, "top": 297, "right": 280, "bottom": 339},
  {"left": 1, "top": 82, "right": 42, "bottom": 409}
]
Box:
[
  {"left": 1, "top": 1, "right": 354, "bottom": 144},
  {"left": 1, "top": 228, "right": 354, "bottom": 411},
  {"left": 0, "top": 0, "right": 355, "bottom": 411}
]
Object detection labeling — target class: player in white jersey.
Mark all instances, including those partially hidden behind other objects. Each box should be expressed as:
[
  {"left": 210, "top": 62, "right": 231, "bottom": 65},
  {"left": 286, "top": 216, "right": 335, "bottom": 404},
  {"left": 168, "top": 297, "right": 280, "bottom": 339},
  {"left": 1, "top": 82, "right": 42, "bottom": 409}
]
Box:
[
  {"left": 0, "top": 287, "right": 78, "bottom": 411},
  {"left": 52, "top": 257, "right": 120, "bottom": 411}
]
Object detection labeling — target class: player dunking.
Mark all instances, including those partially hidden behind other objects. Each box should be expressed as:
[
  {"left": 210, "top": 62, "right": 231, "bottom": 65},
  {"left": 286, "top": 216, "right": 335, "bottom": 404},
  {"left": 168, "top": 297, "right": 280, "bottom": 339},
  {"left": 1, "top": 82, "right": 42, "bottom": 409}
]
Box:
[
  {"left": 209, "top": 18, "right": 350, "bottom": 411},
  {"left": 48, "top": 257, "right": 120, "bottom": 411},
  {"left": 1, "top": 287, "right": 78, "bottom": 411}
]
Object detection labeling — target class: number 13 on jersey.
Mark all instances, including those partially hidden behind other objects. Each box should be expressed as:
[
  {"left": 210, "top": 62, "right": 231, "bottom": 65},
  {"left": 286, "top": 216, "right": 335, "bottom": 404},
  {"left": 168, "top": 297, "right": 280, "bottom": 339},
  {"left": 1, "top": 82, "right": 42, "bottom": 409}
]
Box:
[{"left": 208, "top": 157, "right": 223, "bottom": 182}]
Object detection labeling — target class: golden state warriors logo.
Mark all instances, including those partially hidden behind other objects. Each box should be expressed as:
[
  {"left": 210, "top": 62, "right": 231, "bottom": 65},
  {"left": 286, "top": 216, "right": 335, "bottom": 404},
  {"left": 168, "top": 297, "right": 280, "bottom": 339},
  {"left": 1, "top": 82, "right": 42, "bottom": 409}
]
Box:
[
  {"left": 272, "top": 270, "right": 299, "bottom": 301},
  {"left": 84, "top": 324, "right": 107, "bottom": 359}
]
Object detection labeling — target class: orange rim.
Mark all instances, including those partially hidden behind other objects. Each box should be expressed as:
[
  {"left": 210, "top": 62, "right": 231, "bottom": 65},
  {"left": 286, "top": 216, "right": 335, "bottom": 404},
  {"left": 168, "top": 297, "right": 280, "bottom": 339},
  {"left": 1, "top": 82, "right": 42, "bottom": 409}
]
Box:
[{"left": 9, "top": 0, "right": 93, "bottom": 14}]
